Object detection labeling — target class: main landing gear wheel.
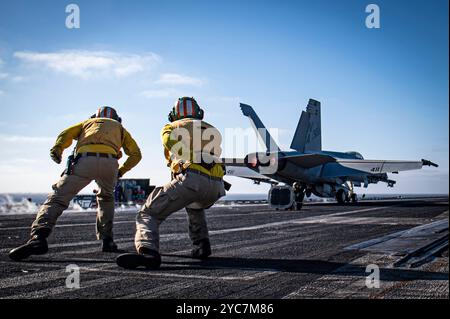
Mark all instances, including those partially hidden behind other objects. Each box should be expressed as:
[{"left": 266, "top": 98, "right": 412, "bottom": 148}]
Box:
[
  {"left": 292, "top": 184, "right": 305, "bottom": 211},
  {"left": 335, "top": 189, "right": 347, "bottom": 204}
]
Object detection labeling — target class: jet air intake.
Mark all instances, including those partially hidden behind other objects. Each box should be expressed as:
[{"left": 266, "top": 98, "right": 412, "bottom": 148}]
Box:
[{"left": 245, "top": 152, "right": 285, "bottom": 175}]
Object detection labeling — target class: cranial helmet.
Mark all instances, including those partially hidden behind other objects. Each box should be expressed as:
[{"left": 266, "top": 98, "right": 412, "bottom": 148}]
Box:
[
  {"left": 93, "top": 106, "right": 122, "bottom": 123},
  {"left": 168, "top": 97, "right": 204, "bottom": 122}
]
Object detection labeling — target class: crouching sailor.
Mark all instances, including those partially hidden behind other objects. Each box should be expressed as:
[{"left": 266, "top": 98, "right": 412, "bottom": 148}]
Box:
[
  {"left": 9, "top": 106, "right": 142, "bottom": 261},
  {"left": 116, "top": 97, "right": 226, "bottom": 270}
]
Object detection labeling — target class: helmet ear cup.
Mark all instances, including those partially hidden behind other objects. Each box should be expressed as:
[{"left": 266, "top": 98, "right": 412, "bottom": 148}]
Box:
[
  {"left": 168, "top": 109, "right": 177, "bottom": 122},
  {"left": 197, "top": 108, "right": 204, "bottom": 120}
]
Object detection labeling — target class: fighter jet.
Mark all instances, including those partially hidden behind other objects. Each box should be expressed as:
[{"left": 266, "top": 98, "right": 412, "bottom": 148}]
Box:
[{"left": 223, "top": 99, "right": 438, "bottom": 210}]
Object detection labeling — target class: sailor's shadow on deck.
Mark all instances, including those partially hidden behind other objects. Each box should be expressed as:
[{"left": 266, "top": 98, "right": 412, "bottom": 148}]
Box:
[
  {"left": 15, "top": 254, "right": 447, "bottom": 281},
  {"left": 19, "top": 258, "right": 116, "bottom": 264},
  {"left": 161, "top": 255, "right": 448, "bottom": 281}
]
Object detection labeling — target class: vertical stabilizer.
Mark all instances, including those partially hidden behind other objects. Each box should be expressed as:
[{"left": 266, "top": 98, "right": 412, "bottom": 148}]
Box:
[
  {"left": 240, "top": 103, "right": 280, "bottom": 152},
  {"left": 290, "top": 99, "right": 322, "bottom": 152}
]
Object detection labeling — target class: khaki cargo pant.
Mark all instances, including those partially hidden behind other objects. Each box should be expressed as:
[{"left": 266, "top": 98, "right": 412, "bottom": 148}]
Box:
[
  {"left": 135, "top": 170, "right": 226, "bottom": 252},
  {"left": 31, "top": 156, "right": 119, "bottom": 240}
]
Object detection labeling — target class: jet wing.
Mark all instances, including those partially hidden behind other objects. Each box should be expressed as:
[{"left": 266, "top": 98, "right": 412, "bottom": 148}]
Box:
[
  {"left": 336, "top": 159, "right": 438, "bottom": 174},
  {"left": 224, "top": 166, "right": 278, "bottom": 185},
  {"left": 283, "top": 153, "right": 336, "bottom": 168},
  {"left": 221, "top": 158, "right": 247, "bottom": 167}
]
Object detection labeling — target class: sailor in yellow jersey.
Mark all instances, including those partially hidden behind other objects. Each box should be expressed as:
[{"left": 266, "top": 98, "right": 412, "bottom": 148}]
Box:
[
  {"left": 9, "top": 106, "right": 142, "bottom": 261},
  {"left": 117, "top": 97, "right": 226, "bottom": 270}
]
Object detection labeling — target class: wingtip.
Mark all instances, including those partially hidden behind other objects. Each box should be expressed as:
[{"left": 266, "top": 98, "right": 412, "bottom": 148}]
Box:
[{"left": 422, "top": 159, "right": 439, "bottom": 167}]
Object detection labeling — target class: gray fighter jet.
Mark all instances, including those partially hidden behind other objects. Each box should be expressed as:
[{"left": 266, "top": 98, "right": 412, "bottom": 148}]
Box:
[{"left": 223, "top": 99, "right": 438, "bottom": 210}]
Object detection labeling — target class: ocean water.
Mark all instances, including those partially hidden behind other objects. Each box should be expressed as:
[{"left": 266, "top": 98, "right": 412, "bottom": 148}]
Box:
[
  {"left": 0, "top": 193, "right": 447, "bottom": 215},
  {"left": 0, "top": 194, "right": 43, "bottom": 215},
  {"left": 0, "top": 193, "right": 143, "bottom": 215}
]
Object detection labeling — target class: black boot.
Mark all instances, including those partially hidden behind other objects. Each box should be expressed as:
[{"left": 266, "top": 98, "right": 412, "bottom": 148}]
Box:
[
  {"left": 116, "top": 247, "right": 161, "bottom": 270},
  {"left": 9, "top": 235, "right": 48, "bottom": 261},
  {"left": 102, "top": 238, "right": 118, "bottom": 252},
  {"left": 191, "top": 238, "right": 211, "bottom": 260}
]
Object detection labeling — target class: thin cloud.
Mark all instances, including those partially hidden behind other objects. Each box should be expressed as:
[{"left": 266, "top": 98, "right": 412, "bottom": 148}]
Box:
[
  {"left": 0, "top": 158, "right": 38, "bottom": 165},
  {"left": 12, "top": 76, "right": 27, "bottom": 83},
  {"left": 0, "top": 72, "right": 8, "bottom": 79},
  {"left": 14, "top": 50, "right": 162, "bottom": 79},
  {"left": 140, "top": 88, "right": 180, "bottom": 99},
  {"left": 155, "top": 73, "right": 204, "bottom": 86},
  {"left": 0, "top": 90, "right": 4, "bottom": 96},
  {"left": 0, "top": 134, "right": 54, "bottom": 143},
  {"left": 204, "top": 96, "right": 241, "bottom": 104}
]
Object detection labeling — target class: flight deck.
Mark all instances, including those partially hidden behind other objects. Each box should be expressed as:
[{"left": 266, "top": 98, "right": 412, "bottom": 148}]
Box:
[{"left": 0, "top": 197, "right": 448, "bottom": 299}]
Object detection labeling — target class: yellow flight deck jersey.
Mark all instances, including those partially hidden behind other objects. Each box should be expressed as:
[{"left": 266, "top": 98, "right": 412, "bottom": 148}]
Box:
[
  {"left": 53, "top": 118, "right": 142, "bottom": 176},
  {"left": 161, "top": 118, "right": 224, "bottom": 178}
]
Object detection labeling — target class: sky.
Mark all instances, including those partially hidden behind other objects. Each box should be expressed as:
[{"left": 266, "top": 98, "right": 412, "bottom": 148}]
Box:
[{"left": 0, "top": 0, "right": 448, "bottom": 195}]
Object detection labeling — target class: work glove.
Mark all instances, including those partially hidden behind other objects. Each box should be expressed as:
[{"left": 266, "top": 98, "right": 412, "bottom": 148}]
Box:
[{"left": 50, "top": 147, "right": 62, "bottom": 164}]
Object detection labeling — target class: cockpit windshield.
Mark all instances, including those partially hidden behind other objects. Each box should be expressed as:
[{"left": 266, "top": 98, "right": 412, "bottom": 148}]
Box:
[{"left": 346, "top": 151, "right": 364, "bottom": 160}]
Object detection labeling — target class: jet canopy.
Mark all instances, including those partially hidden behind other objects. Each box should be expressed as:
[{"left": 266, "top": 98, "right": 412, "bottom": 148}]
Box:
[{"left": 346, "top": 151, "right": 364, "bottom": 160}]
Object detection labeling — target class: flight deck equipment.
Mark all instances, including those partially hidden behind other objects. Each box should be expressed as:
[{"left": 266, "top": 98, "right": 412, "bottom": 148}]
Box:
[{"left": 269, "top": 185, "right": 295, "bottom": 210}]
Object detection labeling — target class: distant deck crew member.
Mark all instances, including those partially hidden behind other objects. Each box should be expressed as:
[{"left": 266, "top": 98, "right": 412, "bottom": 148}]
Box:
[
  {"left": 116, "top": 97, "right": 226, "bottom": 270},
  {"left": 9, "top": 106, "right": 142, "bottom": 261}
]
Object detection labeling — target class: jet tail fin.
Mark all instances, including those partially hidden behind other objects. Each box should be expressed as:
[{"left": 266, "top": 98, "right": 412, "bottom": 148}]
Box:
[
  {"left": 240, "top": 103, "right": 280, "bottom": 152},
  {"left": 290, "top": 99, "right": 322, "bottom": 152}
]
